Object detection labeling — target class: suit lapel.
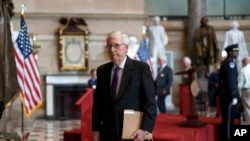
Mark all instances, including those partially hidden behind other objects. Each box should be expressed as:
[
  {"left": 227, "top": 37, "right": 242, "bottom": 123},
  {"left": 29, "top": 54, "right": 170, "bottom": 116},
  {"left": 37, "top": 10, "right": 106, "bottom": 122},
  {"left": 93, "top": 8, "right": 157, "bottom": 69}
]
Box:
[
  {"left": 158, "top": 66, "right": 166, "bottom": 77},
  {"left": 104, "top": 62, "right": 113, "bottom": 103},
  {"left": 116, "top": 57, "right": 134, "bottom": 103}
]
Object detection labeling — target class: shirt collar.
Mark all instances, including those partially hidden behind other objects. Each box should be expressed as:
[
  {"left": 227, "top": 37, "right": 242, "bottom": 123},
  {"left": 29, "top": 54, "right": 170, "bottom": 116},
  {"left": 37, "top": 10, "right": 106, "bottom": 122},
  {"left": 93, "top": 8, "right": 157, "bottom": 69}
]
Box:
[
  {"left": 113, "top": 56, "right": 127, "bottom": 69},
  {"left": 185, "top": 66, "right": 191, "bottom": 71},
  {"left": 161, "top": 63, "right": 167, "bottom": 69}
]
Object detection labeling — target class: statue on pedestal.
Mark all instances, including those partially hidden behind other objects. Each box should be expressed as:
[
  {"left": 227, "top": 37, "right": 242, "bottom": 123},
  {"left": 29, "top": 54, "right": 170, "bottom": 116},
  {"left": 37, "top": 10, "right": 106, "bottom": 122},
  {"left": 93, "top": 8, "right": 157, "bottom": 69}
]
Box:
[
  {"left": 223, "top": 20, "right": 249, "bottom": 71},
  {"left": 148, "top": 16, "right": 168, "bottom": 78},
  {"left": 194, "top": 16, "right": 219, "bottom": 75}
]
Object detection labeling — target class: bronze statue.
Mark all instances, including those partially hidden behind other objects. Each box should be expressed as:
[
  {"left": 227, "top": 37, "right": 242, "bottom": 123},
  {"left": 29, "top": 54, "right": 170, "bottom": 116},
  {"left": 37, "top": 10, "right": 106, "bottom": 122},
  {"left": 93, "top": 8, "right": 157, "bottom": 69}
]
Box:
[
  {"left": 7, "top": 0, "right": 15, "bottom": 18},
  {"left": 0, "top": 0, "right": 20, "bottom": 119},
  {"left": 194, "top": 17, "right": 219, "bottom": 72}
]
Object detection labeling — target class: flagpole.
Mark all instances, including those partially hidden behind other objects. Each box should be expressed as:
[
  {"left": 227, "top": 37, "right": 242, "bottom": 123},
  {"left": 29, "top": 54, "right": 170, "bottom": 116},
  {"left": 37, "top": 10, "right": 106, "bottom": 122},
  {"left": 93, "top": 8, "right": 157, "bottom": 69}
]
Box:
[
  {"left": 20, "top": 4, "right": 27, "bottom": 140},
  {"left": 21, "top": 101, "right": 24, "bottom": 138}
]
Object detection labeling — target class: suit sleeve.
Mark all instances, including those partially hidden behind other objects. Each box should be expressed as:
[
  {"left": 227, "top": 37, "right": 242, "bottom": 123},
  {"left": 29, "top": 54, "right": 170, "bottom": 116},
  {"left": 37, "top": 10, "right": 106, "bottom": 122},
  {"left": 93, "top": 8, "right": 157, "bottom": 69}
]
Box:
[
  {"left": 92, "top": 68, "right": 103, "bottom": 131},
  {"left": 226, "top": 62, "right": 238, "bottom": 98},
  {"left": 165, "top": 67, "right": 173, "bottom": 93},
  {"left": 208, "top": 73, "right": 216, "bottom": 87},
  {"left": 238, "top": 69, "right": 244, "bottom": 90},
  {"left": 140, "top": 64, "right": 157, "bottom": 133},
  {"left": 87, "top": 79, "right": 91, "bottom": 88}
]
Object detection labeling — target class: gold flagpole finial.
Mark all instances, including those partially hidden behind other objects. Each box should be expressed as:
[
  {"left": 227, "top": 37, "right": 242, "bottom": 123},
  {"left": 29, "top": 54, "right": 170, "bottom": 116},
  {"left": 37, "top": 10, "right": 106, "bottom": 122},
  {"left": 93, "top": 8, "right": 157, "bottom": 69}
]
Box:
[
  {"left": 141, "top": 25, "right": 147, "bottom": 38},
  {"left": 21, "top": 4, "right": 27, "bottom": 15}
]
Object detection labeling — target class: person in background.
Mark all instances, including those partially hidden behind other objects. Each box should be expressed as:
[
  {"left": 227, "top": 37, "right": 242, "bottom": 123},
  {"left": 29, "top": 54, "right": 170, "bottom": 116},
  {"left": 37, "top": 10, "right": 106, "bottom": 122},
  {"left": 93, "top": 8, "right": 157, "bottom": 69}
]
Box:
[
  {"left": 92, "top": 30, "right": 156, "bottom": 141},
  {"left": 206, "top": 63, "right": 220, "bottom": 117},
  {"left": 88, "top": 69, "right": 97, "bottom": 89},
  {"left": 88, "top": 69, "right": 97, "bottom": 102},
  {"left": 182, "top": 56, "right": 192, "bottom": 85},
  {"left": 218, "top": 44, "right": 239, "bottom": 141},
  {"left": 238, "top": 56, "right": 250, "bottom": 124},
  {"left": 155, "top": 56, "right": 173, "bottom": 113}
]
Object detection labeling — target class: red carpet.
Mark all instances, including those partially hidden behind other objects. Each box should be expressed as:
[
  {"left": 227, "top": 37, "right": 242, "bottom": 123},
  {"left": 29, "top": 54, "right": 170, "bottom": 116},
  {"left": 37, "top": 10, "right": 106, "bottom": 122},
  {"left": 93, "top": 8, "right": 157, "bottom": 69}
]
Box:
[
  {"left": 64, "top": 129, "right": 81, "bottom": 141},
  {"left": 153, "top": 114, "right": 221, "bottom": 141},
  {"left": 64, "top": 88, "right": 237, "bottom": 141},
  {"left": 64, "top": 113, "right": 224, "bottom": 141}
]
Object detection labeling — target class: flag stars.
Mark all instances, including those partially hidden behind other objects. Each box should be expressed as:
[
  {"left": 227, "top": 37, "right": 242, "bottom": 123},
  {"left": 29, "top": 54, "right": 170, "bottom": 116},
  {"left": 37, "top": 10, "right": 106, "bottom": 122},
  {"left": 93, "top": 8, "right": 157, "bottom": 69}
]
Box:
[{"left": 16, "top": 16, "right": 33, "bottom": 59}]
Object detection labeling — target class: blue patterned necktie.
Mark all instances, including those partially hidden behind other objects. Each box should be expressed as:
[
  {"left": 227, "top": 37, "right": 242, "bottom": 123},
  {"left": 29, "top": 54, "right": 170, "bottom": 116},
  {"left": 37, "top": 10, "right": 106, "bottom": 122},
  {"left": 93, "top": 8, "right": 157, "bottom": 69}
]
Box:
[{"left": 111, "top": 66, "right": 120, "bottom": 101}]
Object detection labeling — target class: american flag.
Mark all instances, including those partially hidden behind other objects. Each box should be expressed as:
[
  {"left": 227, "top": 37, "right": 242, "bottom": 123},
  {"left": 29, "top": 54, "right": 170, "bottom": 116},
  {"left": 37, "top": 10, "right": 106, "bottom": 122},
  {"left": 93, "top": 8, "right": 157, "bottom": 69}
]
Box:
[
  {"left": 13, "top": 15, "right": 42, "bottom": 117},
  {"left": 135, "top": 38, "right": 155, "bottom": 79}
]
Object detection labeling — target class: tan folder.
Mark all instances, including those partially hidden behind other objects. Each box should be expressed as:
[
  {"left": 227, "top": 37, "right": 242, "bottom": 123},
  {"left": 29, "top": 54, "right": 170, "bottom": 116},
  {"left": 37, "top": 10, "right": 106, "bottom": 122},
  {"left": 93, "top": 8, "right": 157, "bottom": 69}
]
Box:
[{"left": 122, "top": 109, "right": 153, "bottom": 139}]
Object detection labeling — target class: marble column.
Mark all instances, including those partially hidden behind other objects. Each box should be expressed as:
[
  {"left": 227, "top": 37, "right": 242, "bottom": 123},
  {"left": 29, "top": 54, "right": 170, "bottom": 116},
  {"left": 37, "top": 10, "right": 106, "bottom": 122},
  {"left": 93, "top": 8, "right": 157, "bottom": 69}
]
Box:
[{"left": 188, "top": 0, "right": 206, "bottom": 65}]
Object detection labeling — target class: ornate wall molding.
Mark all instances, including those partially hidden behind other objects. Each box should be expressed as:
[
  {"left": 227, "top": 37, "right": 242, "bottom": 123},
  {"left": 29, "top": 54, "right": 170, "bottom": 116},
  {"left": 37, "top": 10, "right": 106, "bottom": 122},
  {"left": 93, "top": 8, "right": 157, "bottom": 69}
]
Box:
[
  {"left": 13, "top": 12, "right": 146, "bottom": 20},
  {"left": 145, "top": 20, "right": 250, "bottom": 31},
  {"left": 36, "top": 34, "right": 107, "bottom": 42}
]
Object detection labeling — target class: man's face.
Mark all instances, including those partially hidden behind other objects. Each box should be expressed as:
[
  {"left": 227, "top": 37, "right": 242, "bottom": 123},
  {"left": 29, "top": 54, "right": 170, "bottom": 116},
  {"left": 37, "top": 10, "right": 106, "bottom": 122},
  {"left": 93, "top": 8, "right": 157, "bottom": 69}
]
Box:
[
  {"left": 107, "top": 36, "right": 128, "bottom": 64},
  {"left": 158, "top": 58, "right": 166, "bottom": 66},
  {"left": 183, "top": 59, "right": 190, "bottom": 68},
  {"left": 232, "top": 50, "right": 238, "bottom": 58},
  {"left": 92, "top": 71, "right": 97, "bottom": 78}
]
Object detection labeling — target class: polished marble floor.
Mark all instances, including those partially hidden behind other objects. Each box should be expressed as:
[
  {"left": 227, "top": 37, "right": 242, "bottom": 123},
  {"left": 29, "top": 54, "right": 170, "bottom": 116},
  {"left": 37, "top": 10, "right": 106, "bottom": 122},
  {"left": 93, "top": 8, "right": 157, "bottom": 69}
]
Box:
[
  {"left": 26, "top": 120, "right": 81, "bottom": 141},
  {"left": 2, "top": 119, "right": 81, "bottom": 141}
]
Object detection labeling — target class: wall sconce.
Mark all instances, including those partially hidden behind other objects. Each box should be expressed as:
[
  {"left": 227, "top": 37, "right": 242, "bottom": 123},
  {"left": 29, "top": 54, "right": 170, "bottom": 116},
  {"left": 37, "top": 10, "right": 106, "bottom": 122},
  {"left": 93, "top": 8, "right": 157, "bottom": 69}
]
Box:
[{"left": 30, "top": 33, "right": 41, "bottom": 60}]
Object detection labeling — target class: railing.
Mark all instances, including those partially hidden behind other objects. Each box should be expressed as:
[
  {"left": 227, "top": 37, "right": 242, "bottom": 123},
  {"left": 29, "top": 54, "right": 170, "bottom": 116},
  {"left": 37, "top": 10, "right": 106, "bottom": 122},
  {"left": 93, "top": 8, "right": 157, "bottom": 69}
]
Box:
[
  {"left": 75, "top": 88, "right": 93, "bottom": 105},
  {"left": 75, "top": 88, "right": 94, "bottom": 141}
]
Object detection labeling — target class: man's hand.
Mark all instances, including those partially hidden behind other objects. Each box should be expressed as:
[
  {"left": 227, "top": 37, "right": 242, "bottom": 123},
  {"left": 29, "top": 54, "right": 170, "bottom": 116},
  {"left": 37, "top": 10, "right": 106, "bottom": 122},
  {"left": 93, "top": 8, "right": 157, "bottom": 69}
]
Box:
[
  {"left": 131, "top": 129, "right": 146, "bottom": 141},
  {"left": 162, "top": 90, "right": 167, "bottom": 95},
  {"left": 92, "top": 131, "right": 100, "bottom": 141},
  {"left": 231, "top": 98, "right": 238, "bottom": 105}
]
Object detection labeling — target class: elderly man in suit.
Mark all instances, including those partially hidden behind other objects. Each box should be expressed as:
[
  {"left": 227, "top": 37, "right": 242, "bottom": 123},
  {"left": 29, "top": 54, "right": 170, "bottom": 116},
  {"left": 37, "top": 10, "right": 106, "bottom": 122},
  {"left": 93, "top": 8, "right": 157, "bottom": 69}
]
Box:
[
  {"left": 155, "top": 56, "right": 173, "bottom": 113},
  {"left": 92, "top": 31, "right": 157, "bottom": 141},
  {"left": 238, "top": 56, "right": 250, "bottom": 124}
]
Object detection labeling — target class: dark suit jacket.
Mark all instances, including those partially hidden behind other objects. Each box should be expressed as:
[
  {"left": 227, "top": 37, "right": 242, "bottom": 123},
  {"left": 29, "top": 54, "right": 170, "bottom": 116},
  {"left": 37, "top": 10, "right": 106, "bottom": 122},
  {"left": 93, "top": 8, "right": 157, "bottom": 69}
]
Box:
[
  {"left": 92, "top": 57, "right": 157, "bottom": 141},
  {"left": 87, "top": 78, "right": 97, "bottom": 88},
  {"left": 155, "top": 65, "right": 173, "bottom": 95},
  {"left": 218, "top": 57, "right": 239, "bottom": 100}
]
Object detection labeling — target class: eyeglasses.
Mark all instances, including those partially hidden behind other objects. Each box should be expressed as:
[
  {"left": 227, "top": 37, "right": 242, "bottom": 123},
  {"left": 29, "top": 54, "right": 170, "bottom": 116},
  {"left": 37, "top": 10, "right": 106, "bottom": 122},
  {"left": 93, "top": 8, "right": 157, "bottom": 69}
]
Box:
[{"left": 106, "top": 44, "right": 123, "bottom": 49}]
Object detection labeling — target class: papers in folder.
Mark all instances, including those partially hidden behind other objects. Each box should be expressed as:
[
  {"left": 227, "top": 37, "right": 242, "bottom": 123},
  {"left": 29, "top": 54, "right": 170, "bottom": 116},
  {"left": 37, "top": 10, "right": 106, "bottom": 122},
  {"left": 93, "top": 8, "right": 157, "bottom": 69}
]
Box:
[{"left": 122, "top": 109, "right": 152, "bottom": 139}]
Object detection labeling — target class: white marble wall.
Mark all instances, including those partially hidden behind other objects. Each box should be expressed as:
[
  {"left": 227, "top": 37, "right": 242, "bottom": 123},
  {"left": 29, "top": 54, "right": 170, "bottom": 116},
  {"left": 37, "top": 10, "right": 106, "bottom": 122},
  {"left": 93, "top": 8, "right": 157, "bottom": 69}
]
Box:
[
  {"left": 7, "top": 0, "right": 250, "bottom": 118},
  {"left": 12, "top": 0, "right": 144, "bottom": 14},
  {"left": 9, "top": 12, "right": 146, "bottom": 120}
]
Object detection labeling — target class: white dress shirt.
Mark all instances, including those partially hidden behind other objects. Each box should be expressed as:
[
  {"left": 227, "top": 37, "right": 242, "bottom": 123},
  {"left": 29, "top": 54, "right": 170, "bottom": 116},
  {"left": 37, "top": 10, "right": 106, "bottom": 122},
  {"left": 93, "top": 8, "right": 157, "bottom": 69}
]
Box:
[
  {"left": 238, "top": 64, "right": 250, "bottom": 89},
  {"left": 158, "top": 63, "right": 167, "bottom": 73},
  {"left": 111, "top": 56, "right": 127, "bottom": 95}
]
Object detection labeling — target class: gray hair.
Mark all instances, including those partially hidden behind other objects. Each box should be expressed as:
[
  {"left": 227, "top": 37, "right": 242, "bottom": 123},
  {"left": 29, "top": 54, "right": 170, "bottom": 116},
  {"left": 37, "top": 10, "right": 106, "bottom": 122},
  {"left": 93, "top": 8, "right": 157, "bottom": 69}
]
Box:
[
  {"left": 242, "top": 56, "right": 250, "bottom": 65},
  {"left": 158, "top": 55, "right": 167, "bottom": 61},
  {"left": 106, "top": 30, "right": 130, "bottom": 45},
  {"left": 183, "top": 56, "right": 191, "bottom": 64}
]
